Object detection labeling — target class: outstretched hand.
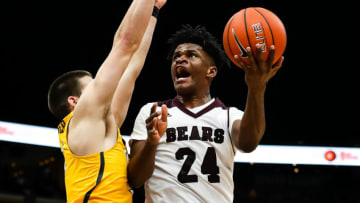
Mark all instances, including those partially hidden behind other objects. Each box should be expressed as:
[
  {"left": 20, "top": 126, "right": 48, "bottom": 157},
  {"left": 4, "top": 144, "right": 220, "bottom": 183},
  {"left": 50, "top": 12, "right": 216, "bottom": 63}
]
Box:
[
  {"left": 155, "top": 0, "right": 167, "bottom": 9},
  {"left": 145, "top": 103, "right": 168, "bottom": 144},
  {"left": 234, "top": 44, "right": 284, "bottom": 92}
]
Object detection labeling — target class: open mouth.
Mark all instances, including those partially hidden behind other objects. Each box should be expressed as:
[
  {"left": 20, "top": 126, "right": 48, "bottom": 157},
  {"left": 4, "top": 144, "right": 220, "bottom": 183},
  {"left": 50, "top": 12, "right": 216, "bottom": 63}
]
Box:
[{"left": 175, "top": 66, "right": 190, "bottom": 80}]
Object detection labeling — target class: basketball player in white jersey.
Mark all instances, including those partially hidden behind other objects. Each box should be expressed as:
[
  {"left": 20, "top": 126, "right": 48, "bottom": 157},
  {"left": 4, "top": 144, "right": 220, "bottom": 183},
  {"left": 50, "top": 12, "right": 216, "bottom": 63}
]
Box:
[{"left": 128, "top": 25, "right": 284, "bottom": 202}]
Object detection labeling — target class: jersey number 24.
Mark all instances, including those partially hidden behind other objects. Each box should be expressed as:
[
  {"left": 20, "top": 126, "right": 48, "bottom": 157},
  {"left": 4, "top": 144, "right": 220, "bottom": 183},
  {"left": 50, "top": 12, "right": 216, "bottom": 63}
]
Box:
[{"left": 176, "top": 147, "right": 220, "bottom": 183}]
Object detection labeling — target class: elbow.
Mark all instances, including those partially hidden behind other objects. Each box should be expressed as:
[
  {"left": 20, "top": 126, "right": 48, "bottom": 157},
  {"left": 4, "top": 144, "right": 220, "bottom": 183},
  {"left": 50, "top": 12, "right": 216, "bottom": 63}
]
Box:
[
  {"left": 236, "top": 126, "right": 264, "bottom": 153},
  {"left": 127, "top": 170, "right": 142, "bottom": 189},
  {"left": 113, "top": 32, "right": 141, "bottom": 53},
  {"left": 127, "top": 173, "right": 149, "bottom": 189},
  {"left": 127, "top": 165, "right": 151, "bottom": 189},
  {"left": 128, "top": 179, "right": 143, "bottom": 189},
  {"left": 238, "top": 144, "right": 258, "bottom": 153},
  {"left": 234, "top": 133, "right": 262, "bottom": 153}
]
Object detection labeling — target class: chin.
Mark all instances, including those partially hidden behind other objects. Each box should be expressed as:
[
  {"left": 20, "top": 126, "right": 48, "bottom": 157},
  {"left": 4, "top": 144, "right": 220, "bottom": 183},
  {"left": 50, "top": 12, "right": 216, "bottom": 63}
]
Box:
[{"left": 175, "top": 85, "right": 194, "bottom": 96}]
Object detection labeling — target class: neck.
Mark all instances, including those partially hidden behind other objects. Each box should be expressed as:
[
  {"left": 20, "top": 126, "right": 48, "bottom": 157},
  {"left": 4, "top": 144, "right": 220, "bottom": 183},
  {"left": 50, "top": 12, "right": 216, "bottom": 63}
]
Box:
[{"left": 176, "top": 94, "right": 212, "bottom": 108}]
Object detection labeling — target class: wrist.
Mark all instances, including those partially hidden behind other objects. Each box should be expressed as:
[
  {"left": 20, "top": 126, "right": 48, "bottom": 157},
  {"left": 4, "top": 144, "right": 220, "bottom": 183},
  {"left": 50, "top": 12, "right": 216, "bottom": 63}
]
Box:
[
  {"left": 247, "top": 83, "right": 267, "bottom": 94},
  {"left": 152, "top": 6, "right": 160, "bottom": 18},
  {"left": 146, "top": 137, "right": 160, "bottom": 146}
]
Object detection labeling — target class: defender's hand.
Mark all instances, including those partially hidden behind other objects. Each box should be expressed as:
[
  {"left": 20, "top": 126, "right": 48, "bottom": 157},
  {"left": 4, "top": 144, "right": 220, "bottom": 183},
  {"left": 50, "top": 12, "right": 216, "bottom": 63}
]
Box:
[{"left": 155, "top": 0, "right": 167, "bottom": 9}]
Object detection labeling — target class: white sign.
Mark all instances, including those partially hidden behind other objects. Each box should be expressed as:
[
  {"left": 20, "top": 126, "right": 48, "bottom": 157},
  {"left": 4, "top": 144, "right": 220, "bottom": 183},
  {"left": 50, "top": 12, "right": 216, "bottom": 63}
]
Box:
[{"left": 1, "top": 120, "right": 359, "bottom": 166}]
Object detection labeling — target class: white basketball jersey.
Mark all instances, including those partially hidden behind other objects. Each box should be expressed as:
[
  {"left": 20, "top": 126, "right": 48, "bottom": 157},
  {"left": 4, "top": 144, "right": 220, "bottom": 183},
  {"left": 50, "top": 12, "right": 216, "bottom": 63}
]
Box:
[{"left": 131, "top": 97, "right": 244, "bottom": 203}]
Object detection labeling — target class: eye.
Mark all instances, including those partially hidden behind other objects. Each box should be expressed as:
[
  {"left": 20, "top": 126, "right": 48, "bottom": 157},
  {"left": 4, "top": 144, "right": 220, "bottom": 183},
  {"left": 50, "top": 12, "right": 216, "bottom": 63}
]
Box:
[
  {"left": 172, "top": 54, "right": 180, "bottom": 60},
  {"left": 189, "top": 53, "right": 197, "bottom": 58}
]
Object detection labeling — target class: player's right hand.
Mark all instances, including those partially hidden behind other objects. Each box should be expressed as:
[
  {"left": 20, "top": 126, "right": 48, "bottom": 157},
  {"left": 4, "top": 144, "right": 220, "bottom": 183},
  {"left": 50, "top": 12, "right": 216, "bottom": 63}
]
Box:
[
  {"left": 155, "top": 0, "right": 166, "bottom": 9},
  {"left": 145, "top": 103, "right": 168, "bottom": 144},
  {"left": 234, "top": 44, "right": 284, "bottom": 92}
]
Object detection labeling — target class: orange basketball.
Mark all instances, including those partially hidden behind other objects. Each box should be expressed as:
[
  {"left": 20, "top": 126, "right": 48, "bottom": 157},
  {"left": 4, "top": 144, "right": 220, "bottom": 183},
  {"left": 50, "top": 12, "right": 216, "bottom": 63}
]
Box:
[{"left": 223, "top": 7, "right": 287, "bottom": 67}]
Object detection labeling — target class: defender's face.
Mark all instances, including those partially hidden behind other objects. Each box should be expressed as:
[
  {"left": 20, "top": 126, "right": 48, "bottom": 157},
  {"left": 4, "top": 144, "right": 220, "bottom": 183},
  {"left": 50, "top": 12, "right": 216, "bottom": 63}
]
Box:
[{"left": 170, "top": 43, "right": 214, "bottom": 95}]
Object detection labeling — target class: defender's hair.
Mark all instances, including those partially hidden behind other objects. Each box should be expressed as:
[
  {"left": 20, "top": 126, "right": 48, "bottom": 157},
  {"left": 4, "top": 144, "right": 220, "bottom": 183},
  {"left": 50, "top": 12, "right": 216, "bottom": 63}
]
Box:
[
  {"left": 48, "top": 70, "right": 92, "bottom": 120},
  {"left": 167, "top": 24, "right": 230, "bottom": 69}
]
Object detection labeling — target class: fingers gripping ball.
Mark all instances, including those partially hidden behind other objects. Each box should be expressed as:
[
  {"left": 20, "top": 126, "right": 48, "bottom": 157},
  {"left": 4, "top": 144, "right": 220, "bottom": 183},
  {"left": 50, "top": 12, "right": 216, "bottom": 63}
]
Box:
[{"left": 223, "top": 7, "right": 287, "bottom": 67}]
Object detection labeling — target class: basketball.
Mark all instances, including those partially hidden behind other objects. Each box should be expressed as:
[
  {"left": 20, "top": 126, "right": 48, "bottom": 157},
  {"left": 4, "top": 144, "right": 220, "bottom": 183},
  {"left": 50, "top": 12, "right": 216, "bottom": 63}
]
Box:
[{"left": 223, "top": 7, "right": 287, "bottom": 67}]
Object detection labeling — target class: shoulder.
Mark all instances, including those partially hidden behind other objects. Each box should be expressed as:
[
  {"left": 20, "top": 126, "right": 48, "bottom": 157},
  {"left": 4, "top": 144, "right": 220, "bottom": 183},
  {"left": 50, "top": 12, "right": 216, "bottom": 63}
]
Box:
[
  {"left": 228, "top": 106, "right": 243, "bottom": 114},
  {"left": 136, "top": 99, "right": 169, "bottom": 117},
  {"left": 135, "top": 102, "right": 153, "bottom": 119},
  {"left": 140, "top": 102, "right": 154, "bottom": 111},
  {"left": 156, "top": 98, "right": 175, "bottom": 108},
  {"left": 214, "top": 98, "right": 243, "bottom": 113},
  {"left": 228, "top": 106, "right": 244, "bottom": 123},
  {"left": 213, "top": 98, "right": 243, "bottom": 121}
]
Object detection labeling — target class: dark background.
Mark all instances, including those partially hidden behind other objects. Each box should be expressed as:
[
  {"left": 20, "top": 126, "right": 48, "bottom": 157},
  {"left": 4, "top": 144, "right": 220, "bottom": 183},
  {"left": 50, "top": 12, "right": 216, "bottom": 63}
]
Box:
[{"left": 1, "top": 0, "right": 359, "bottom": 202}]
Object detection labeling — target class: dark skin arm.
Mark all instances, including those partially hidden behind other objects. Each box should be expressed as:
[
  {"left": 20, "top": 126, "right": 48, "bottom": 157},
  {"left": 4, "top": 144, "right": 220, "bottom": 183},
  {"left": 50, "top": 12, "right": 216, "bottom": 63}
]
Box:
[
  {"left": 127, "top": 103, "right": 168, "bottom": 188},
  {"left": 232, "top": 44, "right": 284, "bottom": 152}
]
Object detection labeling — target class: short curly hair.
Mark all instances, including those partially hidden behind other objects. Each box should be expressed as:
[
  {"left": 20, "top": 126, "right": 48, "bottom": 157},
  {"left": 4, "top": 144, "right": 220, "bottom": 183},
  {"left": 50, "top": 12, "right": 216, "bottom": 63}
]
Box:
[{"left": 167, "top": 24, "right": 230, "bottom": 70}]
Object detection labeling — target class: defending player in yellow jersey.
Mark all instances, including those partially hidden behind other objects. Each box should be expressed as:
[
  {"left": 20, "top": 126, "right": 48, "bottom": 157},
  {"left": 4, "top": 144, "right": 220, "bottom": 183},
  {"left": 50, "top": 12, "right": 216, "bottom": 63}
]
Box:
[
  {"left": 58, "top": 112, "right": 131, "bottom": 202},
  {"left": 47, "top": 0, "right": 167, "bottom": 202}
]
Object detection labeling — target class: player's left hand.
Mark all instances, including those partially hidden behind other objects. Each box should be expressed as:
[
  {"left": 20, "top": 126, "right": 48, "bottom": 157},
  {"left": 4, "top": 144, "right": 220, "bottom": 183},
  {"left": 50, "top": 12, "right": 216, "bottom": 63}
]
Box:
[{"left": 234, "top": 44, "right": 284, "bottom": 92}]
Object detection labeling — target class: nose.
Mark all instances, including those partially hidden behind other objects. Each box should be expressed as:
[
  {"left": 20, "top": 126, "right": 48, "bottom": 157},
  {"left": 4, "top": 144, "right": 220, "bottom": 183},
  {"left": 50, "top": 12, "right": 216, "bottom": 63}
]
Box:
[{"left": 175, "top": 55, "right": 188, "bottom": 64}]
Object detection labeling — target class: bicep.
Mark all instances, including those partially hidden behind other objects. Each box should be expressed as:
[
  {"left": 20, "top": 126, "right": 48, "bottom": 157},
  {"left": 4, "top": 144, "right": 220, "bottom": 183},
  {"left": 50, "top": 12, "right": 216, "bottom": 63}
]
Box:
[
  {"left": 73, "top": 47, "right": 135, "bottom": 123},
  {"left": 73, "top": 81, "right": 109, "bottom": 120}
]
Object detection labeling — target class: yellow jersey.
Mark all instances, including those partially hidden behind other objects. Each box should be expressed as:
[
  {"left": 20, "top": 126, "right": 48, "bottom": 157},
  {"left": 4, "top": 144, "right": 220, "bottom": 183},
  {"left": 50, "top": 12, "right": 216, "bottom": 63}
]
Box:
[{"left": 58, "top": 112, "right": 132, "bottom": 203}]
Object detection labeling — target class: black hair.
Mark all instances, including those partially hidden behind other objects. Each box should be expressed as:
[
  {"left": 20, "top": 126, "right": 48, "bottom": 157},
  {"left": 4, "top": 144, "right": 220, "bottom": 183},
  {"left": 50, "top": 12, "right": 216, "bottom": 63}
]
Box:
[
  {"left": 47, "top": 70, "right": 92, "bottom": 120},
  {"left": 167, "top": 24, "right": 230, "bottom": 70}
]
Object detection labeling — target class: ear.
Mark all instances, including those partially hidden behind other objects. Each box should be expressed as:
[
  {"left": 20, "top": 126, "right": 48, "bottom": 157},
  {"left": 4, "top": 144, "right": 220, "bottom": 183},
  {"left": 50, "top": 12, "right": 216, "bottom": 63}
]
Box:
[
  {"left": 207, "top": 66, "right": 217, "bottom": 78},
  {"left": 67, "top": 96, "right": 79, "bottom": 110}
]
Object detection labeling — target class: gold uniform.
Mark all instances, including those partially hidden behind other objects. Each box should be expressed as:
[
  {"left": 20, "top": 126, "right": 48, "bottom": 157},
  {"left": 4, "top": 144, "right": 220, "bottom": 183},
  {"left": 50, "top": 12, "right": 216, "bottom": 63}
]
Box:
[{"left": 58, "top": 112, "right": 132, "bottom": 203}]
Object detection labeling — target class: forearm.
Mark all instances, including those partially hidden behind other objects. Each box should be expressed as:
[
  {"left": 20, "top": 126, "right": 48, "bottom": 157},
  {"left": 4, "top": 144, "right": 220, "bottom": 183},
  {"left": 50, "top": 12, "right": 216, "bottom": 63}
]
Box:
[
  {"left": 127, "top": 141, "right": 158, "bottom": 188},
  {"left": 233, "top": 40, "right": 283, "bottom": 152},
  {"left": 92, "top": 0, "right": 155, "bottom": 104},
  {"left": 111, "top": 16, "right": 157, "bottom": 127},
  {"left": 125, "top": 15, "right": 157, "bottom": 77},
  {"left": 236, "top": 89, "right": 266, "bottom": 152},
  {"left": 113, "top": 0, "right": 155, "bottom": 48},
  {"left": 112, "top": 1, "right": 136, "bottom": 46}
]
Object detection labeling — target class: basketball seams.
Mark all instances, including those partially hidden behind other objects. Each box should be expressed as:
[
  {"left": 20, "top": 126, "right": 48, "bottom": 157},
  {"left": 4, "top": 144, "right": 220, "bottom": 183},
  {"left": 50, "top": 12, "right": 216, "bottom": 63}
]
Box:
[
  {"left": 254, "top": 7, "right": 275, "bottom": 50},
  {"left": 244, "top": 8, "right": 254, "bottom": 58},
  {"left": 226, "top": 17, "right": 237, "bottom": 66},
  {"left": 222, "top": 7, "right": 286, "bottom": 66}
]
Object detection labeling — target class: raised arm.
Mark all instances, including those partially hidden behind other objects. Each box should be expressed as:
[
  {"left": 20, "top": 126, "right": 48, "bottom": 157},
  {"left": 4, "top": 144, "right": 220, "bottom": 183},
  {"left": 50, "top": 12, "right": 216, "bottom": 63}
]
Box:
[
  {"left": 68, "top": 0, "right": 156, "bottom": 155},
  {"left": 111, "top": 1, "right": 167, "bottom": 128},
  {"left": 232, "top": 44, "right": 284, "bottom": 152},
  {"left": 73, "top": 0, "right": 155, "bottom": 119}
]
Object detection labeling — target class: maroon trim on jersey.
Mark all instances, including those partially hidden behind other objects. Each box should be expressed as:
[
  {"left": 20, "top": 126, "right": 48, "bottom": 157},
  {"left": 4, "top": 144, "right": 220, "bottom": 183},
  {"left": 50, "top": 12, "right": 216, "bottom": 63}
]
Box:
[
  {"left": 159, "top": 97, "right": 227, "bottom": 118},
  {"left": 157, "top": 98, "right": 176, "bottom": 108},
  {"left": 227, "top": 108, "right": 236, "bottom": 154},
  {"left": 157, "top": 97, "right": 237, "bottom": 155}
]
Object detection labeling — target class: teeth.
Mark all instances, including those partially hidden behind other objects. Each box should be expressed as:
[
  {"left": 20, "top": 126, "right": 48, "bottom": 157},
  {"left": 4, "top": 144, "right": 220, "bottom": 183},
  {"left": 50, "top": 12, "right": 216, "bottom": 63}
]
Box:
[{"left": 176, "top": 77, "right": 186, "bottom": 81}]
